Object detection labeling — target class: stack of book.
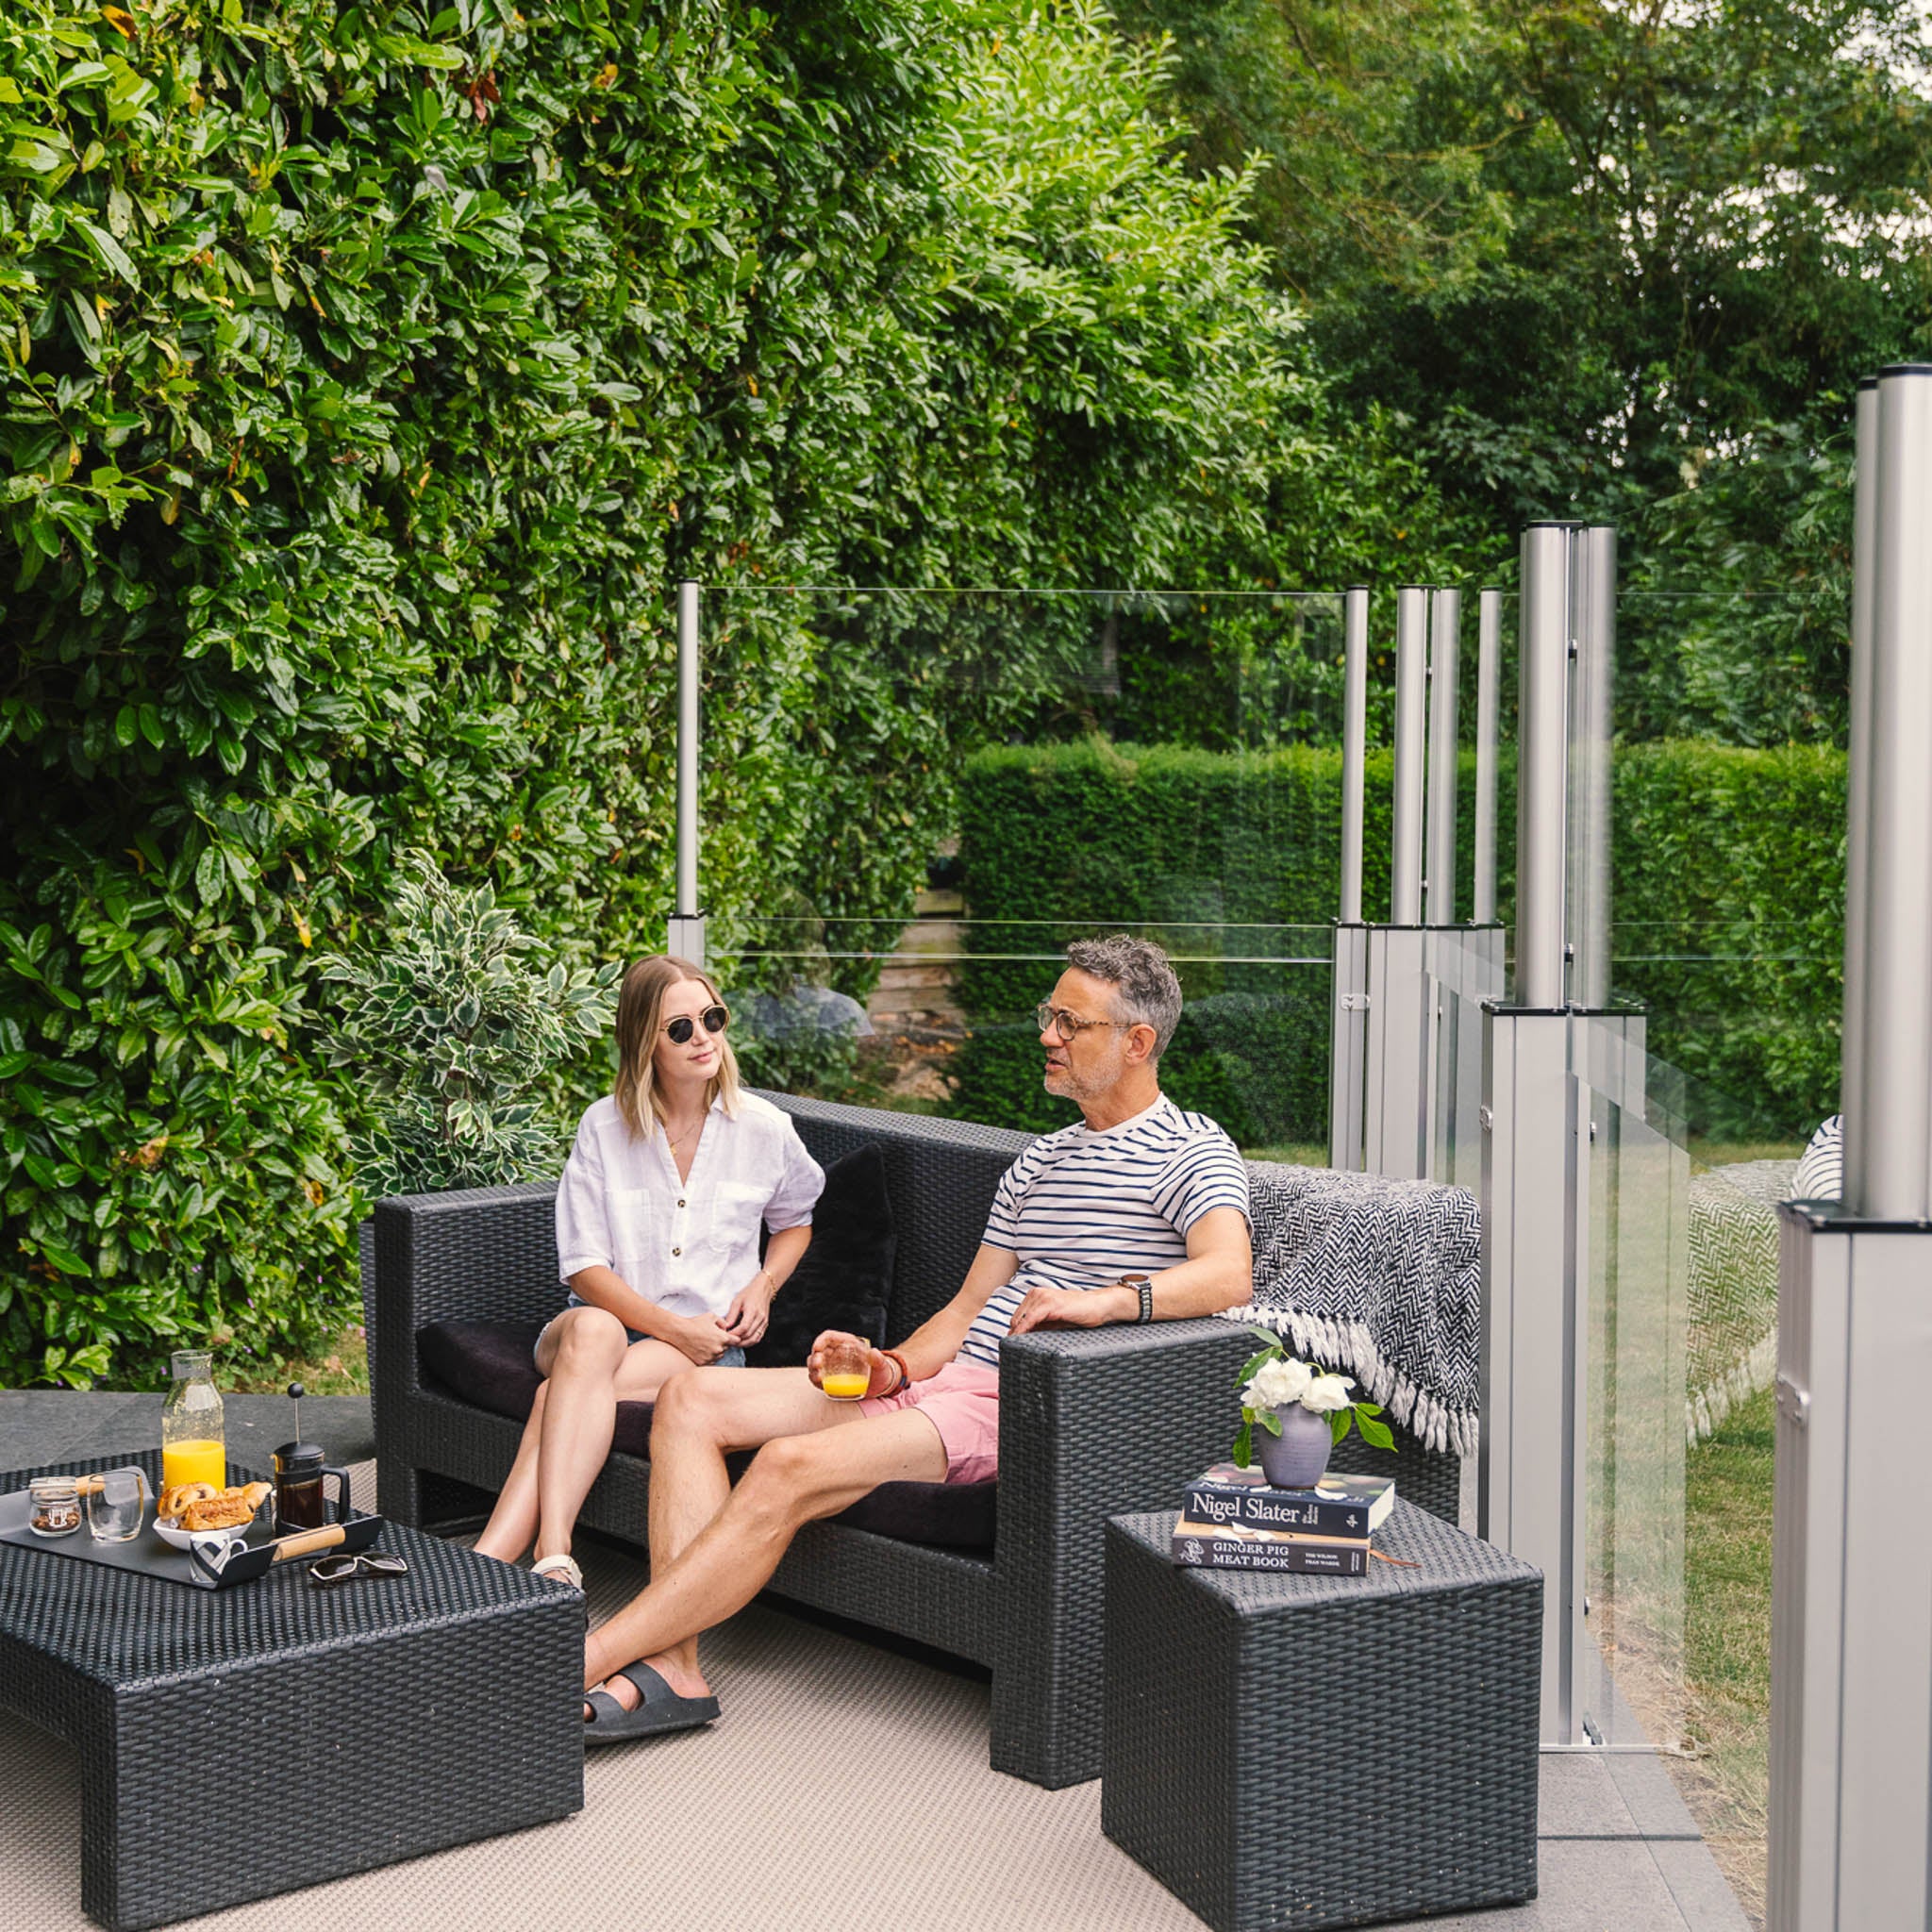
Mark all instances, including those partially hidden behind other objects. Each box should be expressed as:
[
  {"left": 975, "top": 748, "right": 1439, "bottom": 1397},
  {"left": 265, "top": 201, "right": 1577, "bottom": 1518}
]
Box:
[{"left": 1170, "top": 1464, "right": 1395, "bottom": 1576}]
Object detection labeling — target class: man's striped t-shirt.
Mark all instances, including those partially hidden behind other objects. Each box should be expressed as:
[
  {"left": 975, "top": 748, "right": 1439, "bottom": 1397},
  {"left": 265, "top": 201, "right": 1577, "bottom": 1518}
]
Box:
[{"left": 956, "top": 1094, "right": 1250, "bottom": 1371}]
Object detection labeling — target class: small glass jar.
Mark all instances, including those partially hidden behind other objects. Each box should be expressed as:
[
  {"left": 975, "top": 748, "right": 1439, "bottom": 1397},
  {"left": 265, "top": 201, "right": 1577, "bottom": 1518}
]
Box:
[{"left": 28, "top": 1474, "right": 81, "bottom": 1539}]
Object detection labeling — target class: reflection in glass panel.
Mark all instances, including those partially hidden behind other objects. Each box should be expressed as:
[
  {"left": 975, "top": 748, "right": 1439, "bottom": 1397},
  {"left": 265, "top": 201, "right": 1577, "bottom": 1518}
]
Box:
[{"left": 707, "top": 587, "right": 1351, "bottom": 1156}]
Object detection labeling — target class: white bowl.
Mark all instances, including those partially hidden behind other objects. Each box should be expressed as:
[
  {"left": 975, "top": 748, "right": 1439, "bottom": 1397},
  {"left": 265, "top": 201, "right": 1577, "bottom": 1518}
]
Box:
[{"left": 153, "top": 1506, "right": 264, "bottom": 1551}]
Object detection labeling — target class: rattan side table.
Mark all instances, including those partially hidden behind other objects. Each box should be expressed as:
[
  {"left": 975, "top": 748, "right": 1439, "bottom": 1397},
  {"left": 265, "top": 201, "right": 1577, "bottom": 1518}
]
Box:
[
  {"left": 0, "top": 1451, "right": 583, "bottom": 1931},
  {"left": 1102, "top": 1503, "right": 1541, "bottom": 1932}
]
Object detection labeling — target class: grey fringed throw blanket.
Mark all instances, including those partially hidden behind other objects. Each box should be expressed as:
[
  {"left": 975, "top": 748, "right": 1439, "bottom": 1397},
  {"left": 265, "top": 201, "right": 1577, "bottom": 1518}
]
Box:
[{"left": 1222, "top": 1162, "right": 1483, "bottom": 1458}]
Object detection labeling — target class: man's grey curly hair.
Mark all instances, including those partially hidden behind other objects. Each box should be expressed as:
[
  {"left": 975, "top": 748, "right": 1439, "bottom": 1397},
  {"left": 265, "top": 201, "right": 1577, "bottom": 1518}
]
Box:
[{"left": 1064, "top": 934, "right": 1183, "bottom": 1058}]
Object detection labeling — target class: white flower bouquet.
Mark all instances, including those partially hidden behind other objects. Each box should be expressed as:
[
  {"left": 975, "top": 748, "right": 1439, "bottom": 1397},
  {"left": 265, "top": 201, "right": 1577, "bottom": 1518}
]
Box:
[{"left": 1232, "top": 1327, "right": 1396, "bottom": 1468}]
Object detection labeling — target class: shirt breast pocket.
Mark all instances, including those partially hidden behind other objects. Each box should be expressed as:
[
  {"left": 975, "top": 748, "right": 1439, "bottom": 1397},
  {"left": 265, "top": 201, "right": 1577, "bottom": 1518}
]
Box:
[{"left": 705, "top": 1182, "right": 767, "bottom": 1253}]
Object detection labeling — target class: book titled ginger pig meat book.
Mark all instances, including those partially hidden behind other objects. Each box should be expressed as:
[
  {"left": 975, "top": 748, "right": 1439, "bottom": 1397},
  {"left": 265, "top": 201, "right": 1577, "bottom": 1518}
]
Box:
[
  {"left": 1180, "top": 1467, "right": 1395, "bottom": 1541},
  {"left": 1170, "top": 1521, "right": 1371, "bottom": 1575}
]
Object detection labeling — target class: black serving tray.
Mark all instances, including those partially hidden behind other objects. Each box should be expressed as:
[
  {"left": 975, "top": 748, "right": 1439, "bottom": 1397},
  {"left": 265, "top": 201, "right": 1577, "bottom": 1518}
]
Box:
[{"left": 0, "top": 1482, "right": 375, "bottom": 1590}]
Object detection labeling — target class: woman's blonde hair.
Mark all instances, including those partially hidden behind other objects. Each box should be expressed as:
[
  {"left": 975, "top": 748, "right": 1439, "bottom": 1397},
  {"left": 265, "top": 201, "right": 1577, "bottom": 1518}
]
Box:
[{"left": 612, "top": 955, "right": 741, "bottom": 1141}]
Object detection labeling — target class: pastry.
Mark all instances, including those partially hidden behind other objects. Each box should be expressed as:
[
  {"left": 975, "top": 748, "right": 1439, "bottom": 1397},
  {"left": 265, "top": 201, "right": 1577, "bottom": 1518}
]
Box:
[
  {"left": 179, "top": 1492, "right": 257, "bottom": 1532},
  {"left": 158, "top": 1481, "right": 219, "bottom": 1520}
]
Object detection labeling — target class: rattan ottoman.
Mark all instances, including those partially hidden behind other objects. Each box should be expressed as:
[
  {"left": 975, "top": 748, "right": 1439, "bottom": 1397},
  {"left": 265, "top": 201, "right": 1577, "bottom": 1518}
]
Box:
[
  {"left": 1102, "top": 1504, "right": 1541, "bottom": 1931},
  {"left": 0, "top": 1451, "right": 583, "bottom": 1931}
]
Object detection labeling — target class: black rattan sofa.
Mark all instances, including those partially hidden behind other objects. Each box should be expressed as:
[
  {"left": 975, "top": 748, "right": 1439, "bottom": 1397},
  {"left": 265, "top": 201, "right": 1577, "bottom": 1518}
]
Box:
[{"left": 371, "top": 1092, "right": 1461, "bottom": 1790}]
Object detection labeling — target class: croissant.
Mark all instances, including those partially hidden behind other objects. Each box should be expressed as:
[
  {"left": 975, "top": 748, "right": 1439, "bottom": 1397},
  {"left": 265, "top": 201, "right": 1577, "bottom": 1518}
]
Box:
[{"left": 158, "top": 1481, "right": 219, "bottom": 1521}]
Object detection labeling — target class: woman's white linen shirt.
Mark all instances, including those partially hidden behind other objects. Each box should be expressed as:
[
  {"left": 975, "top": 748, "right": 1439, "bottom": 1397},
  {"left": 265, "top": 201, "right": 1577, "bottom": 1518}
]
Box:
[{"left": 554, "top": 1092, "right": 824, "bottom": 1321}]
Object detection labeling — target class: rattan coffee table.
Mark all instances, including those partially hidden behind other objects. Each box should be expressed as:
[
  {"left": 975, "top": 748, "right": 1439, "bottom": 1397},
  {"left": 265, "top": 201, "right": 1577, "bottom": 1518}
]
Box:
[
  {"left": 0, "top": 1450, "right": 583, "bottom": 1930},
  {"left": 1102, "top": 1503, "right": 1542, "bottom": 1931}
]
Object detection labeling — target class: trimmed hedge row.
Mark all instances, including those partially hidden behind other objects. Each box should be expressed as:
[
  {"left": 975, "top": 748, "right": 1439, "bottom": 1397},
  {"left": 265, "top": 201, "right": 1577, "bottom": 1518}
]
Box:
[{"left": 954, "top": 739, "right": 1843, "bottom": 1141}]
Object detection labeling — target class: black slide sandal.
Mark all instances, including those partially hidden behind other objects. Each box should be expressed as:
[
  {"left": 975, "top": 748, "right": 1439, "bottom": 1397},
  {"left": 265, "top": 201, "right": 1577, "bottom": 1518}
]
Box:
[{"left": 582, "top": 1661, "right": 721, "bottom": 1746}]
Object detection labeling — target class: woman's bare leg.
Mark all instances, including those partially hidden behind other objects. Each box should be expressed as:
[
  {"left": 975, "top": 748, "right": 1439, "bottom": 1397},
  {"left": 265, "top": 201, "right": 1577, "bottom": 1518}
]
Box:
[
  {"left": 530, "top": 1320, "right": 697, "bottom": 1564},
  {"left": 474, "top": 1307, "right": 704, "bottom": 1567},
  {"left": 473, "top": 1380, "right": 552, "bottom": 1564}
]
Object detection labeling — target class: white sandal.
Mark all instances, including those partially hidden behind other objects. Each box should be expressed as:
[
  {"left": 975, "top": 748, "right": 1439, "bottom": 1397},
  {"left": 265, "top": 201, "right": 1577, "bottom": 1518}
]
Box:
[{"left": 532, "top": 1553, "right": 584, "bottom": 1591}]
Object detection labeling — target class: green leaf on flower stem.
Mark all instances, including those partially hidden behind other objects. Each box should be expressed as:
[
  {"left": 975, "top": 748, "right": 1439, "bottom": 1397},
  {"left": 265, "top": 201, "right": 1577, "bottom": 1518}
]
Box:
[
  {"left": 1234, "top": 1344, "right": 1275, "bottom": 1389},
  {"left": 1232, "top": 1417, "right": 1253, "bottom": 1468},
  {"left": 1330, "top": 1409, "right": 1354, "bottom": 1444},
  {"left": 1246, "top": 1325, "right": 1280, "bottom": 1349},
  {"left": 1357, "top": 1411, "right": 1396, "bottom": 1451}
]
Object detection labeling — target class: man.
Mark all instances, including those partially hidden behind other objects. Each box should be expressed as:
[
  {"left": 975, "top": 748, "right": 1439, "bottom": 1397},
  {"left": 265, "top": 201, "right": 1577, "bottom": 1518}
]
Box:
[{"left": 579, "top": 933, "right": 1254, "bottom": 1740}]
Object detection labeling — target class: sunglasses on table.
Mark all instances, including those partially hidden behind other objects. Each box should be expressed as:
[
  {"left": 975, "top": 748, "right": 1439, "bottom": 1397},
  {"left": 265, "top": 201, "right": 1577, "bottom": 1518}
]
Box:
[
  {"left": 308, "top": 1553, "right": 410, "bottom": 1587},
  {"left": 662, "top": 1004, "right": 730, "bottom": 1044},
  {"left": 1034, "top": 1003, "right": 1127, "bottom": 1044}
]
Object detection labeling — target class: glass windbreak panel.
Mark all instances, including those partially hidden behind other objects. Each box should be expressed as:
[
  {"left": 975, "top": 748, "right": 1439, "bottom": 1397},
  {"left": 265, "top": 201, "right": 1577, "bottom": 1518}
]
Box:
[
  {"left": 1575, "top": 1016, "right": 1691, "bottom": 1757},
  {"left": 707, "top": 587, "right": 1348, "bottom": 1158},
  {"left": 1425, "top": 927, "right": 1505, "bottom": 1192},
  {"left": 1596, "top": 585, "right": 1825, "bottom": 1926}
]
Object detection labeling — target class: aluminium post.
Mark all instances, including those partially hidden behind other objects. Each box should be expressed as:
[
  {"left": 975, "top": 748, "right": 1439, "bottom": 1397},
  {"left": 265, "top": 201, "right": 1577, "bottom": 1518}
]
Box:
[
  {"left": 1329, "top": 587, "right": 1373, "bottom": 1172},
  {"left": 1769, "top": 371, "right": 1932, "bottom": 1932},
  {"left": 1515, "top": 526, "right": 1572, "bottom": 1008},
  {"left": 1339, "top": 587, "right": 1370, "bottom": 924},
  {"left": 1567, "top": 529, "right": 1615, "bottom": 1010},
  {"left": 1425, "top": 588, "right": 1462, "bottom": 926},
  {"left": 669, "top": 578, "right": 708, "bottom": 966},
  {"left": 1474, "top": 589, "right": 1502, "bottom": 925},
  {"left": 1391, "top": 586, "right": 1427, "bottom": 923},
  {"left": 1856, "top": 367, "right": 1932, "bottom": 1220},
  {"left": 1836, "top": 380, "right": 1878, "bottom": 1209}
]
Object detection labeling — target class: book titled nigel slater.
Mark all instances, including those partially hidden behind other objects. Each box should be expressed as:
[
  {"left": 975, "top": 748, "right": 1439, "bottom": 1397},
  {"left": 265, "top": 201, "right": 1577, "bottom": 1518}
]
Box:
[
  {"left": 1181, "top": 1466, "right": 1395, "bottom": 1541},
  {"left": 1170, "top": 1523, "right": 1370, "bottom": 1575}
]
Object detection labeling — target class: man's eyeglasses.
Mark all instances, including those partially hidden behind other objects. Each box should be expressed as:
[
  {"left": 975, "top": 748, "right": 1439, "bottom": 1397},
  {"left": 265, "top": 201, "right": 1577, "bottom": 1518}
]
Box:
[
  {"left": 308, "top": 1552, "right": 410, "bottom": 1587},
  {"left": 1035, "top": 1003, "right": 1124, "bottom": 1044},
  {"left": 663, "top": 1004, "right": 729, "bottom": 1044}
]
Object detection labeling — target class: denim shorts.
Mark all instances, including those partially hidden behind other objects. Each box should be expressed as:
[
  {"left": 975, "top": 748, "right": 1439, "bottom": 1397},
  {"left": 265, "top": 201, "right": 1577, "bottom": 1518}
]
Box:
[{"left": 534, "top": 1294, "right": 746, "bottom": 1371}]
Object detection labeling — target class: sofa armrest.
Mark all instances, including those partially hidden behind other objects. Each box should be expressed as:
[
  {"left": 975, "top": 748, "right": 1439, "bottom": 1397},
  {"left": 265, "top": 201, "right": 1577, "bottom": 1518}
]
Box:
[
  {"left": 988, "top": 1316, "right": 1253, "bottom": 1786},
  {"left": 371, "top": 1184, "right": 564, "bottom": 1430}
]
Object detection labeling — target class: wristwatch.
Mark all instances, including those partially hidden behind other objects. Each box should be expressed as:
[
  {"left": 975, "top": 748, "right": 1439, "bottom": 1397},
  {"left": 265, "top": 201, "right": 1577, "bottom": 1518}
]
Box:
[{"left": 1118, "top": 1274, "right": 1154, "bottom": 1323}]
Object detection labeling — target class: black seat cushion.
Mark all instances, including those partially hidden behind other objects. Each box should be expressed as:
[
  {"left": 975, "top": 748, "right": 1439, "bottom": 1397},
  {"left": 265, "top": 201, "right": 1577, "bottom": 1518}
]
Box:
[
  {"left": 744, "top": 1141, "right": 896, "bottom": 1367},
  {"left": 834, "top": 1479, "right": 996, "bottom": 1550},
  {"left": 415, "top": 1315, "right": 994, "bottom": 1546},
  {"left": 417, "top": 1318, "right": 658, "bottom": 1457}
]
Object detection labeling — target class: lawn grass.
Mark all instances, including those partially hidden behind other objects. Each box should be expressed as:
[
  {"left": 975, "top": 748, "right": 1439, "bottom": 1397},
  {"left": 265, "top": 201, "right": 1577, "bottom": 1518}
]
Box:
[
  {"left": 224, "top": 1324, "right": 370, "bottom": 1397},
  {"left": 1676, "top": 1381, "right": 1774, "bottom": 1927}
]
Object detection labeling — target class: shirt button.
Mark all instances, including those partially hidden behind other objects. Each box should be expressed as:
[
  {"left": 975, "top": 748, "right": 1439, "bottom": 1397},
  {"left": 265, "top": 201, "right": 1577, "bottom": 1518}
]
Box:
[
  {"left": 677, "top": 1199, "right": 686, "bottom": 1208},
  {"left": 672, "top": 1246, "right": 681, "bottom": 1257}
]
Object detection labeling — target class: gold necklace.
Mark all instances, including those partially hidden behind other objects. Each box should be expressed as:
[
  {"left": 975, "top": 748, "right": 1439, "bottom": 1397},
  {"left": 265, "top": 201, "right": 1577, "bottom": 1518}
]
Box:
[{"left": 660, "top": 1113, "right": 705, "bottom": 1152}]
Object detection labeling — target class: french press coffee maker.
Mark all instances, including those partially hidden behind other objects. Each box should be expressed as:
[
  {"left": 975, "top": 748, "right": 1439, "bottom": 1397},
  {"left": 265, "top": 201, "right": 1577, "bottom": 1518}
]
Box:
[{"left": 273, "top": 1383, "right": 351, "bottom": 1534}]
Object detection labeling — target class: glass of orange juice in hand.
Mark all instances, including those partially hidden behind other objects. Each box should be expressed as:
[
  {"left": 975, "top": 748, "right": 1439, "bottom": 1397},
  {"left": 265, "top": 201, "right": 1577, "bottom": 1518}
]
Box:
[{"left": 819, "top": 1335, "right": 874, "bottom": 1402}]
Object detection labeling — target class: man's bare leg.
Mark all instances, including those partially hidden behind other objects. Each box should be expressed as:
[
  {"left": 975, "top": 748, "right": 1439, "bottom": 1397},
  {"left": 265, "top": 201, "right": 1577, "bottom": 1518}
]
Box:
[
  {"left": 632, "top": 1365, "right": 855, "bottom": 1697},
  {"left": 589, "top": 1405, "right": 948, "bottom": 1709}
]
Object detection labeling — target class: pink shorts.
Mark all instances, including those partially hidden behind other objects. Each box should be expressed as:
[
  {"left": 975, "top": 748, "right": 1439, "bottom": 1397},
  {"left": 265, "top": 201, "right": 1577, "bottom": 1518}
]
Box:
[{"left": 859, "top": 1358, "right": 1001, "bottom": 1484}]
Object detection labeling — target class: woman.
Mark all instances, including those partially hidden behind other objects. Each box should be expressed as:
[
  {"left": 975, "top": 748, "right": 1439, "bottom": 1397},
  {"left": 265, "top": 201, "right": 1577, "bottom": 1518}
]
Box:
[{"left": 474, "top": 955, "right": 824, "bottom": 1588}]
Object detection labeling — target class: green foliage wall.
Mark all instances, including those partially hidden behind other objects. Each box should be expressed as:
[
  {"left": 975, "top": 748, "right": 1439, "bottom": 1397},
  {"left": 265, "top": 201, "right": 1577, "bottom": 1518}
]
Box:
[
  {"left": 0, "top": 0, "right": 1364, "bottom": 1387},
  {"left": 954, "top": 739, "right": 1844, "bottom": 1141}
]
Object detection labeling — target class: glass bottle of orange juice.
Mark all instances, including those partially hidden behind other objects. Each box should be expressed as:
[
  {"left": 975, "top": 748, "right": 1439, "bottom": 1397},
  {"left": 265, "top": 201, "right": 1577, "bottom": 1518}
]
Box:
[{"left": 161, "top": 1350, "right": 226, "bottom": 1491}]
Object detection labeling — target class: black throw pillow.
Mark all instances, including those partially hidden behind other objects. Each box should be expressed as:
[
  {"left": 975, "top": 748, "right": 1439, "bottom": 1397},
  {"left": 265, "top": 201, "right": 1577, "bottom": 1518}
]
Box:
[{"left": 744, "top": 1141, "right": 894, "bottom": 1368}]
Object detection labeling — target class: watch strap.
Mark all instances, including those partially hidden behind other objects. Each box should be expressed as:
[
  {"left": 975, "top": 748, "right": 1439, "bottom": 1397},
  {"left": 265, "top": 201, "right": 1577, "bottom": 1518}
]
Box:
[{"left": 1123, "top": 1274, "right": 1154, "bottom": 1323}]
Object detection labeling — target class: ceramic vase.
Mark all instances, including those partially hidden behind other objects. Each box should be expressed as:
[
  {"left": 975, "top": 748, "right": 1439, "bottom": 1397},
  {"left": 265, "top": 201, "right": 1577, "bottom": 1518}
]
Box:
[{"left": 1255, "top": 1401, "right": 1333, "bottom": 1490}]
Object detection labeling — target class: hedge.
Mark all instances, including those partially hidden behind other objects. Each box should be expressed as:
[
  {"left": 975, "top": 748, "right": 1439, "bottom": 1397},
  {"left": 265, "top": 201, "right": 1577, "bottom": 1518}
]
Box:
[
  {"left": 0, "top": 0, "right": 1331, "bottom": 1388},
  {"left": 954, "top": 739, "right": 1844, "bottom": 1141}
]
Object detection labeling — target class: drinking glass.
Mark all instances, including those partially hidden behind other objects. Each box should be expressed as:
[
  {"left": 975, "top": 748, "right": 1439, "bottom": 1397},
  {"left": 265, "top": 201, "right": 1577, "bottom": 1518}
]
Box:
[
  {"left": 820, "top": 1335, "right": 874, "bottom": 1401},
  {"left": 86, "top": 1465, "right": 149, "bottom": 1543}
]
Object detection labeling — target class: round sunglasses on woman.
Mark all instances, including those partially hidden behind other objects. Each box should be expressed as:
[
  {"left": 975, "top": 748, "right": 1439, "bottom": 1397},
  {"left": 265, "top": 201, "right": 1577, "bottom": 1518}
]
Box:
[{"left": 663, "top": 1003, "right": 728, "bottom": 1045}]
